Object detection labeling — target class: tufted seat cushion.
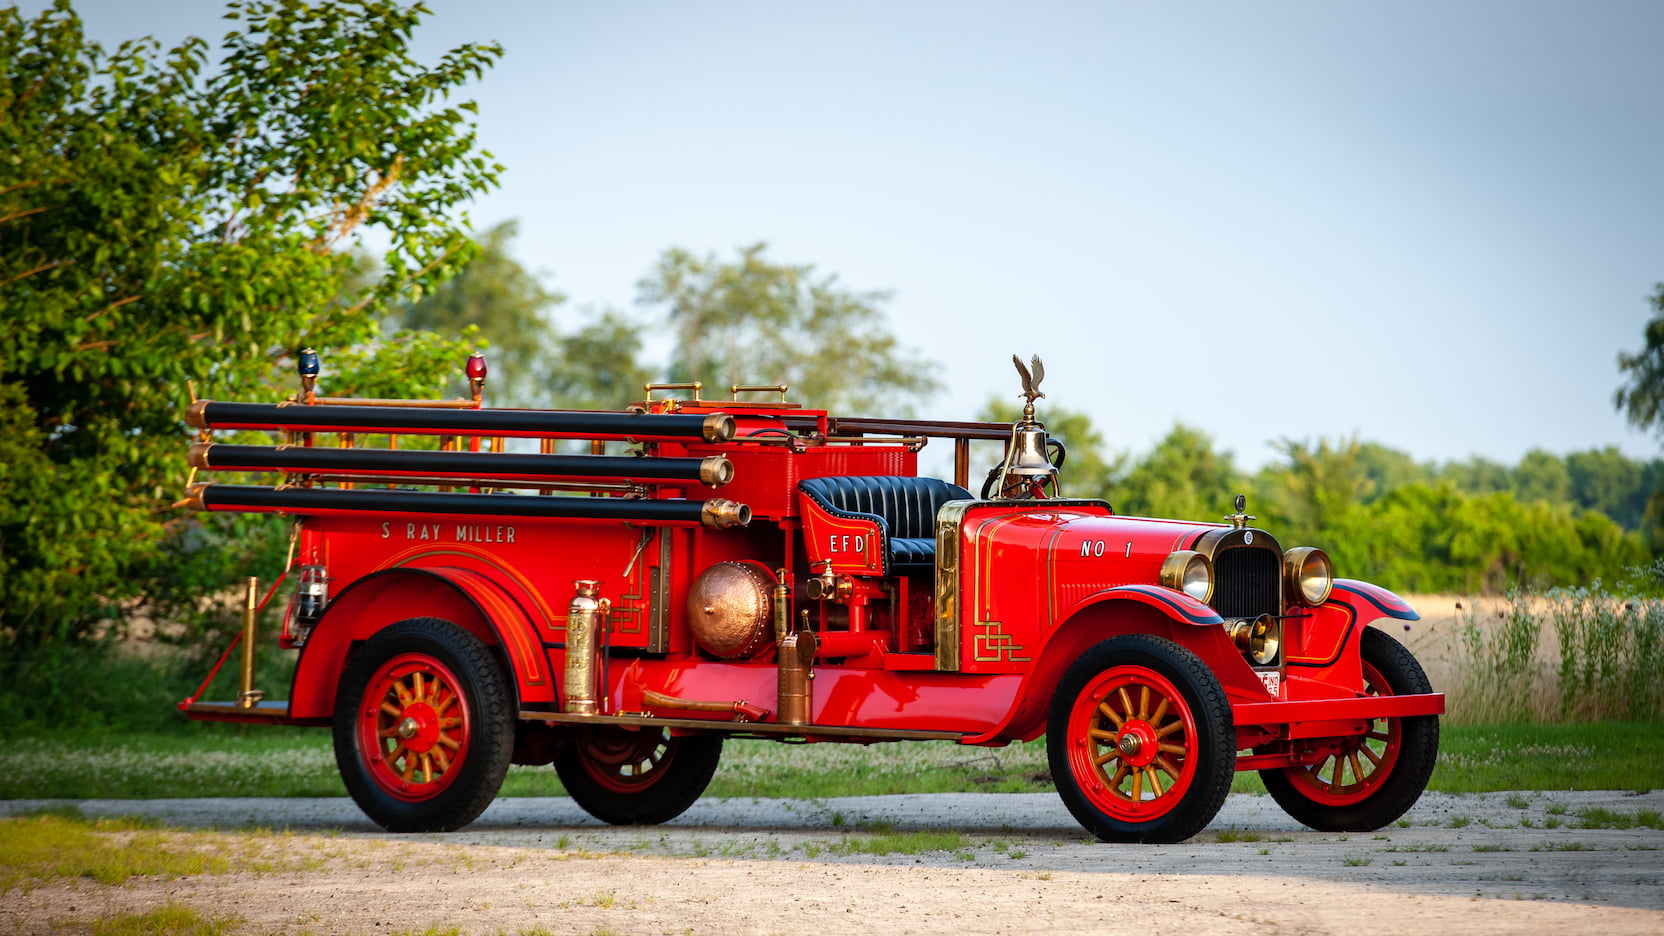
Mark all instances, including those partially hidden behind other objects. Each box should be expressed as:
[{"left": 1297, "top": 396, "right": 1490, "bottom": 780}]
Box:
[{"left": 798, "top": 476, "right": 973, "bottom": 574}]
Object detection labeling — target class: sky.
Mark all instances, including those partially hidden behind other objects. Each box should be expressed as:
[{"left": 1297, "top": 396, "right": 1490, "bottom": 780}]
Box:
[{"left": 25, "top": 1, "right": 1664, "bottom": 471}]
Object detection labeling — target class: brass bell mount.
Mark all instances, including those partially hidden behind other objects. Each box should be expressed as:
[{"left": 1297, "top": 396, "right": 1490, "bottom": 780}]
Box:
[{"left": 989, "top": 354, "right": 1061, "bottom": 498}]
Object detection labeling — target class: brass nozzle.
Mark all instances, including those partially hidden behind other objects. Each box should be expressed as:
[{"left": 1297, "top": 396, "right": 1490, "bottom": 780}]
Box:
[
  {"left": 184, "top": 399, "right": 211, "bottom": 430},
  {"left": 182, "top": 482, "right": 214, "bottom": 511},
  {"left": 186, "top": 443, "right": 214, "bottom": 470},
  {"left": 699, "top": 456, "right": 736, "bottom": 487},
  {"left": 701, "top": 414, "right": 737, "bottom": 443},
  {"left": 700, "top": 498, "right": 752, "bottom": 529}
]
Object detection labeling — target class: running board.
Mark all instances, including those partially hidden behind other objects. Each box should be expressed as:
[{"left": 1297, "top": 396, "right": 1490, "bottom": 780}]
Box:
[
  {"left": 520, "top": 710, "right": 968, "bottom": 742},
  {"left": 180, "top": 700, "right": 328, "bottom": 726}
]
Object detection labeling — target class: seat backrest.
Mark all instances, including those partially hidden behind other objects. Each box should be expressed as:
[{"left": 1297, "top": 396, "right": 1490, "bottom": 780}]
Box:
[{"left": 797, "top": 476, "right": 973, "bottom": 540}]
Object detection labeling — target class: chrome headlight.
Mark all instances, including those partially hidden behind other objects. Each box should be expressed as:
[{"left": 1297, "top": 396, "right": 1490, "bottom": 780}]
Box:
[
  {"left": 1159, "top": 550, "right": 1213, "bottom": 603},
  {"left": 1282, "top": 546, "right": 1333, "bottom": 606}
]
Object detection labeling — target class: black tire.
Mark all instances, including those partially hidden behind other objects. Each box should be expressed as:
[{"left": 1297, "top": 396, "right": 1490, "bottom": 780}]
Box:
[
  {"left": 1260, "top": 627, "right": 1440, "bottom": 832},
  {"left": 555, "top": 726, "right": 722, "bottom": 825},
  {"left": 333, "top": 617, "right": 515, "bottom": 833},
  {"left": 1047, "top": 635, "right": 1236, "bottom": 843}
]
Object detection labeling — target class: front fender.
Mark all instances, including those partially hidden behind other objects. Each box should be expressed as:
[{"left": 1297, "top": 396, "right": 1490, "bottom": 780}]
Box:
[
  {"left": 966, "top": 587, "right": 1262, "bottom": 745},
  {"left": 288, "top": 566, "right": 555, "bottom": 720}
]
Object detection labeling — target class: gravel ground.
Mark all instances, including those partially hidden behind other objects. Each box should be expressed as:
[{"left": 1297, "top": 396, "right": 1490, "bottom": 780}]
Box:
[{"left": 5, "top": 790, "right": 1664, "bottom": 935}]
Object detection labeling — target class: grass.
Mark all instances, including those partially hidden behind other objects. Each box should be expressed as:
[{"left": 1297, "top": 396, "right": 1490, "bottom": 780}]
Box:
[
  {"left": 4, "top": 720, "right": 1659, "bottom": 800},
  {"left": 0, "top": 811, "right": 231, "bottom": 892},
  {"left": 89, "top": 904, "right": 240, "bottom": 936},
  {"left": 829, "top": 829, "right": 969, "bottom": 856}
]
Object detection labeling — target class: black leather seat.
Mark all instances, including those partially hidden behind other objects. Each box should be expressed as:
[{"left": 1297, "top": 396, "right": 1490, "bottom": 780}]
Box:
[{"left": 798, "top": 476, "right": 973, "bottom": 575}]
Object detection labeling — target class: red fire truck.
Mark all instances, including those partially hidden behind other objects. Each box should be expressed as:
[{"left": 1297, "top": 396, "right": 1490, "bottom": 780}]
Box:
[{"left": 178, "top": 352, "right": 1442, "bottom": 843}]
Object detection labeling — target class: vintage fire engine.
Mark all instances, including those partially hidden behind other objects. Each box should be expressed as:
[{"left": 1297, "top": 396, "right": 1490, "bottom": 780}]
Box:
[{"left": 178, "top": 352, "right": 1443, "bottom": 843}]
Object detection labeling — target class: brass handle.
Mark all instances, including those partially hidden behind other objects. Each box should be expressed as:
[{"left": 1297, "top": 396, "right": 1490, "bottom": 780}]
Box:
[
  {"left": 730, "top": 384, "right": 789, "bottom": 402},
  {"left": 644, "top": 381, "right": 702, "bottom": 402}
]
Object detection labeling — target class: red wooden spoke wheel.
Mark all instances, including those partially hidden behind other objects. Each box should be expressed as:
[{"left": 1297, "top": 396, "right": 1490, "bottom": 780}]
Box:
[
  {"left": 1065, "top": 666, "right": 1199, "bottom": 821},
  {"left": 1279, "top": 658, "right": 1402, "bottom": 806},
  {"left": 1048, "top": 635, "right": 1234, "bottom": 843},
  {"left": 555, "top": 727, "right": 724, "bottom": 826},
  {"left": 332, "top": 618, "right": 514, "bottom": 833},
  {"left": 356, "top": 652, "right": 472, "bottom": 801},
  {"left": 1260, "top": 627, "right": 1440, "bottom": 832},
  {"left": 571, "top": 727, "right": 676, "bottom": 794}
]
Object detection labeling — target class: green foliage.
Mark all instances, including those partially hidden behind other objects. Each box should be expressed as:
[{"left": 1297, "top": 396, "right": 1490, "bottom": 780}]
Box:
[
  {"left": 391, "top": 220, "right": 568, "bottom": 406},
  {"left": 1112, "top": 423, "right": 1243, "bottom": 521},
  {"left": 0, "top": 1, "right": 499, "bottom": 647},
  {"left": 637, "top": 242, "right": 941, "bottom": 414},
  {"left": 1615, "top": 282, "right": 1664, "bottom": 437}
]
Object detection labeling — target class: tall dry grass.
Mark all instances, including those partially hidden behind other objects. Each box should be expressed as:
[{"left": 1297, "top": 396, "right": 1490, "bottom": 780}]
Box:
[{"left": 1412, "top": 562, "right": 1664, "bottom": 724}]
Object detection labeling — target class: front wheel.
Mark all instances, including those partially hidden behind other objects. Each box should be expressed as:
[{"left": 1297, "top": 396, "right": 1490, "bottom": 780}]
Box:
[
  {"left": 1048, "top": 635, "right": 1236, "bottom": 843},
  {"left": 555, "top": 726, "right": 722, "bottom": 825},
  {"left": 333, "top": 618, "right": 515, "bottom": 833},
  {"left": 1260, "top": 627, "right": 1440, "bottom": 832}
]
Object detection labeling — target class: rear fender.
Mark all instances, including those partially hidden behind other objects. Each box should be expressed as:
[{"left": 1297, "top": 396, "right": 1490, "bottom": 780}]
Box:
[
  {"left": 288, "top": 566, "right": 555, "bottom": 720},
  {"left": 966, "top": 586, "right": 1264, "bottom": 744}
]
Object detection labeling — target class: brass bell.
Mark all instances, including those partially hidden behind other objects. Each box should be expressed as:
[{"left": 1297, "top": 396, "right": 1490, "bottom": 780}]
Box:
[{"left": 1006, "top": 423, "right": 1056, "bottom": 480}]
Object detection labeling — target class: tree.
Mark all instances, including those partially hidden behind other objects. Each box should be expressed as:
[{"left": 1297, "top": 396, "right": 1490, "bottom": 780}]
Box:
[
  {"left": 1615, "top": 283, "right": 1664, "bottom": 436},
  {"left": 1, "top": 0, "right": 501, "bottom": 646},
  {"left": 1111, "top": 424, "right": 1242, "bottom": 521},
  {"left": 1258, "top": 436, "right": 1373, "bottom": 547},
  {"left": 636, "top": 243, "right": 941, "bottom": 414},
  {"left": 392, "top": 220, "right": 565, "bottom": 407},
  {"left": 1513, "top": 449, "right": 1573, "bottom": 505}
]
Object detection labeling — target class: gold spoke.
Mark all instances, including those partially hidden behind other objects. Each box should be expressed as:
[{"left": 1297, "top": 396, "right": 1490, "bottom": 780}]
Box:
[
  {"left": 1097, "top": 702, "right": 1125, "bottom": 730},
  {"left": 434, "top": 690, "right": 455, "bottom": 716},
  {"left": 387, "top": 742, "right": 408, "bottom": 765},
  {"left": 437, "top": 734, "right": 460, "bottom": 751},
  {"left": 438, "top": 717, "right": 462, "bottom": 730},
  {"left": 1094, "top": 749, "right": 1120, "bottom": 767},
  {"left": 413, "top": 671, "right": 426, "bottom": 704},
  {"left": 1145, "top": 766, "right": 1165, "bottom": 797},
  {"left": 433, "top": 747, "right": 452, "bottom": 774},
  {"left": 1348, "top": 751, "right": 1366, "bottom": 785},
  {"left": 1154, "top": 754, "right": 1181, "bottom": 780},
  {"left": 1131, "top": 766, "right": 1143, "bottom": 800},
  {"left": 1107, "top": 764, "right": 1130, "bottom": 793},
  {"left": 378, "top": 728, "right": 401, "bottom": 739},
  {"left": 380, "top": 702, "right": 402, "bottom": 718},
  {"left": 1149, "top": 698, "right": 1169, "bottom": 726},
  {"left": 401, "top": 753, "right": 415, "bottom": 782},
  {"left": 1157, "top": 742, "right": 1187, "bottom": 756},
  {"left": 1116, "top": 687, "right": 1135, "bottom": 720},
  {"left": 1137, "top": 686, "right": 1150, "bottom": 721},
  {"left": 1088, "top": 727, "right": 1117, "bottom": 741},
  {"left": 420, "top": 753, "right": 433, "bottom": 784},
  {"left": 394, "top": 681, "right": 412, "bottom": 706},
  {"left": 1359, "top": 745, "right": 1383, "bottom": 766},
  {"left": 1156, "top": 719, "right": 1185, "bottom": 738},
  {"left": 1367, "top": 730, "right": 1391, "bottom": 742}
]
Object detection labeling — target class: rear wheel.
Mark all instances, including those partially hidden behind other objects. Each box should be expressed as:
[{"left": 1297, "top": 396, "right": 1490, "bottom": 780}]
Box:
[
  {"left": 1260, "top": 627, "right": 1440, "bottom": 831},
  {"left": 1048, "top": 635, "right": 1235, "bottom": 843},
  {"left": 333, "top": 618, "right": 514, "bottom": 833},
  {"left": 555, "top": 726, "right": 722, "bottom": 825}
]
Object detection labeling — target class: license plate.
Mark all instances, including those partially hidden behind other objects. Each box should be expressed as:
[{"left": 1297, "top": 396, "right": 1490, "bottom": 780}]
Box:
[{"left": 1257, "top": 671, "right": 1281, "bottom": 697}]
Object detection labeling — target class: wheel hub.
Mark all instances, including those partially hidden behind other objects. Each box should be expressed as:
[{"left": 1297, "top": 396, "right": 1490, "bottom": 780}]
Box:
[{"left": 1116, "top": 721, "right": 1159, "bottom": 768}]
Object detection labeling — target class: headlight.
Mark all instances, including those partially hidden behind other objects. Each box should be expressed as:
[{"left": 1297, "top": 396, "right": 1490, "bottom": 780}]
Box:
[
  {"left": 1282, "top": 546, "right": 1333, "bottom": 606},
  {"left": 1159, "top": 550, "right": 1213, "bottom": 603}
]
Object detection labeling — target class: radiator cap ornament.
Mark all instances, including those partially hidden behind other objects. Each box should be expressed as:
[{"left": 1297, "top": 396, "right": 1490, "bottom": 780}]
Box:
[{"left": 1227, "top": 493, "right": 1255, "bottom": 530}]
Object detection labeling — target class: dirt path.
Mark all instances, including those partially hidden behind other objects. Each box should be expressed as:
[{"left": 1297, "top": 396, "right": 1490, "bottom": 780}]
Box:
[{"left": 5, "top": 791, "right": 1663, "bottom": 935}]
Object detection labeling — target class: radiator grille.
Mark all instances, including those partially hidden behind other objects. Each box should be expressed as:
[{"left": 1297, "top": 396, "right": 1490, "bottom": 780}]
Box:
[{"left": 1212, "top": 546, "right": 1280, "bottom": 619}]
